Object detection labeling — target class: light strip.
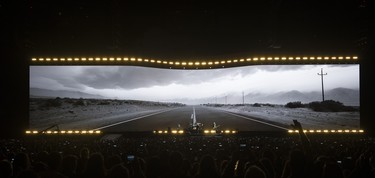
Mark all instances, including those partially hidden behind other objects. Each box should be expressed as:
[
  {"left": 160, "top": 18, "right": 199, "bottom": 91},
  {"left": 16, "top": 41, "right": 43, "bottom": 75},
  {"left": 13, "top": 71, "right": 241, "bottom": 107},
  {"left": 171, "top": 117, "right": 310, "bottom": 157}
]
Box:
[
  {"left": 152, "top": 130, "right": 237, "bottom": 134},
  {"left": 25, "top": 130, "right": 102, "bottom": 134},
  {"left": 31, "top": 56, "right": 359, "bottom": 68},
  {"left": 287, "top": 129, "right": 364, "bottom": 133}
]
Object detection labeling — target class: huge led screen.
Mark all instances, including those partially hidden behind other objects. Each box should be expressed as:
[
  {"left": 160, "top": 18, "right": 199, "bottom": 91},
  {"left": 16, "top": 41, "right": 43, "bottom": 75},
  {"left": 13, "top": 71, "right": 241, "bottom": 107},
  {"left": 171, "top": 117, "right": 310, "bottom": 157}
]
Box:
[{"left": 29, "top": 65, "right": 359, "bottom": 132}]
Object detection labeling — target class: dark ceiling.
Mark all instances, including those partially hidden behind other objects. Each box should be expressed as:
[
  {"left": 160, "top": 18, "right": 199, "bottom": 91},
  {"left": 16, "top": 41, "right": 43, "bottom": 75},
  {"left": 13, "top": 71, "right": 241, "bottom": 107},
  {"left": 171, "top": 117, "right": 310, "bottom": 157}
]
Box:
[{"left": 3, "top": 0, "right": 369, "bottom": 60}]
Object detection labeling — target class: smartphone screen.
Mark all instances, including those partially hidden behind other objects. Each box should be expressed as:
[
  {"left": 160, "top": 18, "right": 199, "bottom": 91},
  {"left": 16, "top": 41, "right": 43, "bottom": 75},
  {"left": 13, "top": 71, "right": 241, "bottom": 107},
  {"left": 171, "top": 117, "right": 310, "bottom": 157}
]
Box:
[{"left": 127, "top": 155, "right": 135, "bottom": 161}]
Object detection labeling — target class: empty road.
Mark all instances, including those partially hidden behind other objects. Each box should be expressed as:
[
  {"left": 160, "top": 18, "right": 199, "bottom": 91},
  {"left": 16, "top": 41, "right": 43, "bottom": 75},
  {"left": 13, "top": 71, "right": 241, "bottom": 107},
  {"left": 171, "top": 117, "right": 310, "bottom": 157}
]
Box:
[{"left": 97, "top": 105, "right": 288, "bottom": 132}]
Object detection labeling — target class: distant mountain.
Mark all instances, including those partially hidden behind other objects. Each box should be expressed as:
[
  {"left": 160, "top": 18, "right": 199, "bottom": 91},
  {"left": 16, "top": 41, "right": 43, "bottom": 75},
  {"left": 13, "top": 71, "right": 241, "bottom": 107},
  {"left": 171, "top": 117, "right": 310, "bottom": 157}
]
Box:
[
  {"left": 244, "top": 88, "right": 359, "bottom": 106},
  {"left": 248, "top": 90, "right": 320, "bottom": 104},
  {"left": 30, "top": 88, "right": 104, "bottom": 99},
  {"left": 169, "top": 88, "right": 359, "bottom": 106},
  {"left": 325, "top": 88, "right": 360, "bottom": 106}
]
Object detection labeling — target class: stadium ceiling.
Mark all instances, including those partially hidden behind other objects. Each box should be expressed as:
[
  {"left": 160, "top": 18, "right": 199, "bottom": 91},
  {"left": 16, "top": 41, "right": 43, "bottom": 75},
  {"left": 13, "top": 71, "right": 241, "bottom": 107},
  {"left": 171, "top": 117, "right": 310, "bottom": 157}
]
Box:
[{"left": 17, "top": 0, "right": 365, "bottom": 62}]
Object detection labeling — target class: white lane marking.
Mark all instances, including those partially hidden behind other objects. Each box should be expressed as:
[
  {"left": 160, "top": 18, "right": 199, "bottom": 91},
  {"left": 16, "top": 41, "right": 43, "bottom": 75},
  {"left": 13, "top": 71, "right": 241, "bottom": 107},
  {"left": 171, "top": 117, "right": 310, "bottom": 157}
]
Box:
[
  {"left": 191, "top": 106, "right": 196, "bottom": 120},
  {"left": 93, "top": 109, "right": 175, "bottom": 130},
  {"left": 222, "top": 111, "right": 289, "bottom": 130}
]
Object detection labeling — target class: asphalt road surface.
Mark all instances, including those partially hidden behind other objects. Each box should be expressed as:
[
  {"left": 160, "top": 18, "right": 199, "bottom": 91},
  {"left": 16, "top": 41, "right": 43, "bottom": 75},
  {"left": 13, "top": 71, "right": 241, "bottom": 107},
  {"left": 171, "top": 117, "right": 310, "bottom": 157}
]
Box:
[{"left": 98, "top": 105, "right": 288, "bottom": 132}]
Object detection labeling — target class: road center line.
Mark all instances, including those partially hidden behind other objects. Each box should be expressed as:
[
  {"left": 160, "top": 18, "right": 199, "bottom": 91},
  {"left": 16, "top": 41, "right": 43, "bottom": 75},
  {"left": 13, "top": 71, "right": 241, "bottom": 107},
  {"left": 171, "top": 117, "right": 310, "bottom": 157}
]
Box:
[
  {"left": 222, "top": 111, "right": 289, "bottom": 130},
  {"left": 93, "top": 108, "right": 176, "bottom": 130}
]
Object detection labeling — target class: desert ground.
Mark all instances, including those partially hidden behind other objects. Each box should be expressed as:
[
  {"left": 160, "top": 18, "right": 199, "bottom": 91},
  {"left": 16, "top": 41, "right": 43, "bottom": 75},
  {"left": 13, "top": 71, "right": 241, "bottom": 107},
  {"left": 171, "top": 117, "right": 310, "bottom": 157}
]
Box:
[
  {"left": 30, "top": 97, "right": 359, "bottom": 131},
  {"left": 207, "top": 104, "right": 359, "bottom": 129},
  {"left": 29, "top": 98, "right": 184, "bottom": 130}
]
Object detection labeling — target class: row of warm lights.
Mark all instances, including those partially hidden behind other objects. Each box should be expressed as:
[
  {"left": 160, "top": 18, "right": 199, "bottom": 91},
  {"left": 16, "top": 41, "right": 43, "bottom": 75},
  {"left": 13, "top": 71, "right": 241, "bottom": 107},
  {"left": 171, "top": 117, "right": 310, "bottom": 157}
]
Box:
[
  {"left": 153, "top": 130, "right": 184, "bottom": 134},
  {"left": 31, "top": 56, "right": 358, "bottom": 65},
  {"left": 288, "top": 129, "right": 364, "bottom": 133},
  {"left": 25, "top": 130, "right": 101, "bottom": 134},
  {"left": 203, "top": 130, "right": 238, "bottom": 134},
  {"left": 152, "top": 130, "right": 237, "bottom": 134}
]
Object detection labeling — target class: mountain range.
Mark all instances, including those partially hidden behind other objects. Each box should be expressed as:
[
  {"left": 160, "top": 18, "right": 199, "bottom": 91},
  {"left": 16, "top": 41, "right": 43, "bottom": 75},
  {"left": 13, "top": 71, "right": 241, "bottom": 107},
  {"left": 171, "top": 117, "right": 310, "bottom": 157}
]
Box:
[
  {"left": 244, "top": 88, "right": 359, "bottom": 106},
  {"left": 171, "top": 88, "right": 359, "bottom": 106},
  {"left": 30, "top": 87, "right": 359, "bottom": 106},
  {"left": 30, "top": 88, "right": 104, "bottom": 99}
]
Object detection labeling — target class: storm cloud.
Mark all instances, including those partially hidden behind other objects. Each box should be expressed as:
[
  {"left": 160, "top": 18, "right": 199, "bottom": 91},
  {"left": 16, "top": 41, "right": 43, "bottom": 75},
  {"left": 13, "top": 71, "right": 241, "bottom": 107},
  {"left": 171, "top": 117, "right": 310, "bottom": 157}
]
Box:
[
  {"left": 30, "top": 64, "right": 359, "bottom": 102},
  {"left": 69, "top": 66, "right": 252, "bottom": 90},
  {"left": 73, "top": 65, "right": 308, "bottom": 90}
]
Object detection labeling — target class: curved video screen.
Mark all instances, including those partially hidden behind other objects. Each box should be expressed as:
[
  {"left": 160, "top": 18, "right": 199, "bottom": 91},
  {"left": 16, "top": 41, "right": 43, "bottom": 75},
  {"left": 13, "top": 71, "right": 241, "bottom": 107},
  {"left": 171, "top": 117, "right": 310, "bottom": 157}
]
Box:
[{"left": 29, "top": 64, "right": 359, "bottom": 132}]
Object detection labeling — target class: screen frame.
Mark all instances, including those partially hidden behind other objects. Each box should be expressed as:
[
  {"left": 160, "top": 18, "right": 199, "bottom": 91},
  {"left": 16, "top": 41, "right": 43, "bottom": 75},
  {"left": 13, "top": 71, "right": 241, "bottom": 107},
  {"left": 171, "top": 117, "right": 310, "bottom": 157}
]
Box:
[{"left": 26, "top": 56, "right": 362, "bottom": 135}]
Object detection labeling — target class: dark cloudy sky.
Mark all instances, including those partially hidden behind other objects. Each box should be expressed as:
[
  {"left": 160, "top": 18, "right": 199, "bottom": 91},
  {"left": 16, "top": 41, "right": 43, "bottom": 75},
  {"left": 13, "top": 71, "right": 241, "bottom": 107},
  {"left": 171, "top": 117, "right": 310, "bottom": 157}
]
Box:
[{"left": 30, "top": 65, "right": 359, "bottom": 102}]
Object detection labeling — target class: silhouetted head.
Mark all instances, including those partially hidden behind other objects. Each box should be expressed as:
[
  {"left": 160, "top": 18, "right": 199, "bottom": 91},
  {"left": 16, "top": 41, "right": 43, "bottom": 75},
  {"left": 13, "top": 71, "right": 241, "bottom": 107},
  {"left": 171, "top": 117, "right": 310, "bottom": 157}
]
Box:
[
  {"left": 322, "top": 162, "right": 344, "bottom": 178},
  {"left": 284, "top": 149, "right": 307, "bottom": 178},
  {"left": 83, "top": 153, "right": 106, "bottom": 178},
  {"left": 13, "top": 153, "right": 30, "bottom": 173},
  {"left": 182, "top": 159, "right": 192, "bottom": 176},
  {"left": 32, "top": 161, "right": 48, "bottom": 173},
  {"left": 244, "top": 165, "right": 266, "bottom": 178},
  {"left": 36, "top": 151, "right": 49, "bottom": 165},
  {"left": 62, "top": 154, "right": 78, "bottom": 174},
  {"left": 17, "top": 170, "right": 39, "bottom": 178},
  {"left": 289, "top": 149, "right": 306, "bottom": 171},
  {"left": 146, "top": 156, "right": 162, "bottom": 178},
  {"left": 262, "top": 149, "right": 276, "bottom": 162},
  {"left": 0, "top": 160, "right": 12, "bottom": 178},
  {"left": 80, "top": 147, "right": 90, "bottom": 160},
  {"left": 198, "top": 155, "right": 219, "bottom": 177},
  {"left": 106, "top": 155, "right": 122, "bottom": 169},
  {"left": 47, "top": 151, "right": 62, "bottom": 171},
  {"left": 107, "top": 164, "right": 129, "bottom": 178},
  {"left": 169, "top": 151, "right": 183, "bottom": 169},
  {"left": 260, "top": 158, "right": 275, "bottom": 178}
]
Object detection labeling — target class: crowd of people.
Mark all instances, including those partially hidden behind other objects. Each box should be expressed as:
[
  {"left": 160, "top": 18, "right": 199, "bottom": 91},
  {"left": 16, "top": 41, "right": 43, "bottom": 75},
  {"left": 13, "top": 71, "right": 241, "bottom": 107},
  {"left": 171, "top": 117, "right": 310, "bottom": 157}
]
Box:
[{"left": 1, "top": 123, "right": 374, "bottom": 178}]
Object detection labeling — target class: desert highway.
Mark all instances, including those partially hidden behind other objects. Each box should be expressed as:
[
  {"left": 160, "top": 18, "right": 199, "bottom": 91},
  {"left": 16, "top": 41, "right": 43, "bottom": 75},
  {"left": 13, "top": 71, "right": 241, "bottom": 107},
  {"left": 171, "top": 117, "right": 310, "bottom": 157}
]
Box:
[{"left": 97, "top": 105, "right": 288, "bottom": 132}]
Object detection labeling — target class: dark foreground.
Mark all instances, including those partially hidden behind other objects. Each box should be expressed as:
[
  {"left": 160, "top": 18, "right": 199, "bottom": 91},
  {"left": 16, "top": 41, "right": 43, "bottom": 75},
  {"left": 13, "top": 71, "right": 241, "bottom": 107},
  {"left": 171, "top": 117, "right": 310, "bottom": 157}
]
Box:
[{"left": 1, "top": 132, "right": 374, "bottom": 178}]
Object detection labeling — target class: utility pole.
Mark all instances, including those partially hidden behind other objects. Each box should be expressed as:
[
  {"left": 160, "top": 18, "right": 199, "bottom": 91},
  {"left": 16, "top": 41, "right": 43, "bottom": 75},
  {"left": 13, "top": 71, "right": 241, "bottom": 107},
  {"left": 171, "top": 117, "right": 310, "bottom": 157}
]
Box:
[
  {"left": 242, "top": 91, "right": 245, "bottom": 105},
  {"left": 317, "top": 68, "right": 328, "bottom": 101}
]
